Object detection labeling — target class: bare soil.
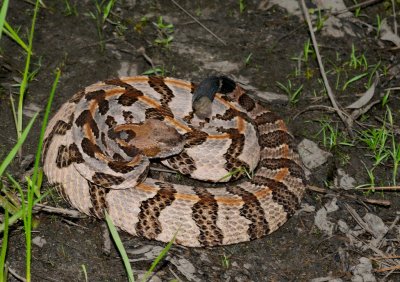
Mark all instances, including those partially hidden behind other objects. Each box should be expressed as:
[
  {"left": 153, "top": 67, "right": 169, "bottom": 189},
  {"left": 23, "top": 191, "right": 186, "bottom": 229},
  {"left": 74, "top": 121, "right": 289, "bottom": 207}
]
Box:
[{"left": 1, "top": 1, "right": 399, "bottom": 281}]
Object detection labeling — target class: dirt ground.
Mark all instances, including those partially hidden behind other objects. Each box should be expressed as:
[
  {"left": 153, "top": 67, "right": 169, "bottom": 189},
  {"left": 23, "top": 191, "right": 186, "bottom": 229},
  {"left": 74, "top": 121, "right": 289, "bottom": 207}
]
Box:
[{"left": 1, "top": 0, "right": 400, "bottom": 281}]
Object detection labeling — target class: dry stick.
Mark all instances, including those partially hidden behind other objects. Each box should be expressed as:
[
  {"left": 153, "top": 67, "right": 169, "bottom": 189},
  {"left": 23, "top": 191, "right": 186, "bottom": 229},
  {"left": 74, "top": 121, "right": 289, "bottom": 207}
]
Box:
[
  {"left": 7, "top": 265, "right": 26, "bottom": 282},
  {"left": 376, "top": 264, "right": 400, "bottom": 273},
  {"left": 170, "top": 0, "right": 227, "bottom": 46},
  {"left": 344, "top": 203, "right": 378, "bottom": 236},
  {"left": 333, "top": 0, "right": 383, "bottom": 16},
  {"left": 137, "top": 46, "right": 155, "bottom": 69},
  {"left": 356, "top": 185, "right": 400, "bottom": 190},
  {"left": 368, "top": 244, "right": 399, "bottom": 273},
  {"left": 392, "top": 0, "right": 398, "bottom": 37},
  {"left": 372, "top": 255, "right": 400, "bottom": 260},
  {"left": 307, "top": 185, "right": 391, "bottom": 207},
  {"left": 33, "top": 203, "right": 83, "bottom": 218},
  {"left": 300, "top": 0, "right": 354, "bottom": 137}
]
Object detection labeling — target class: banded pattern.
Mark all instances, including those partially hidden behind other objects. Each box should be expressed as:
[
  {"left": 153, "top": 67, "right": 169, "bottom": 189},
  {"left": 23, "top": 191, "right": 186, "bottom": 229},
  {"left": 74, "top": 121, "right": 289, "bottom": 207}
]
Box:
[{"left": 42, "top": 76, "right": 306, "bottom": 247}]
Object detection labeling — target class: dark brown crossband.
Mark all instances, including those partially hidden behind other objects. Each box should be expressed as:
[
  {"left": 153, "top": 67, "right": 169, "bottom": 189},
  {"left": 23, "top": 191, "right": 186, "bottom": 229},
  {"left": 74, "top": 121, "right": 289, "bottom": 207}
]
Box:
[
  {"left": 75, "top": 110, "right": 100, "bottom": 138},
  {"left": 227, "top": 186, "right": 270, "bottom": 240},
  {"left": 192, "top": 187, "right": 223, "bottom": 246},
  {"left": 165, "top": 152, "right": 196, "bottom": 175},
  {"left": 148, "top": 76, "right": 175, "bottom": 106},
  {"left": 92, "top": 172, "right": 125, "bottom": 188},
  {"left": 81, "top": 137, "right": 102, "bottom": 158},
  {"left": 56, "top": 143, "right": 84, "bottom": 168},
  {"left": 118, "top": 88, "right": 144, "bottom": 106},
  {"left": 259, "top": 130, "right": 293, "bottom": 149},
  {"left": 254, "top": 111, "right": 281, "bottom": 125},
  {"left": 104, "top": 78, "right": 134, "bottom": 89},
  {"left": 85, "top": 90, "right": 109, "bottom": 115},
  {"left": 238, "top": 93, "right": 256, "bottom": 112},
  {"left": 259, "top": 158, "right": 306, "bottom": 183},
  {"left": 251, "top": 176, "right": 299, "bottom": 217},
  {"left": 88, "top": 181, "right": 110, "bottom": 218},
  {"left": 42, "top": 117, "right": 74, "bottom": 161},
  {"left": 136, "top": 182, "right": 176, "bottom": 239},
  {"left": 220, "top": 128, "right": 249, "bottom": 179},
  {"left": 183, "top": 130, "right": 208, "bottom": 147},
  {"left": 108, "top": 161, "right": 133, "bottom": 174}
]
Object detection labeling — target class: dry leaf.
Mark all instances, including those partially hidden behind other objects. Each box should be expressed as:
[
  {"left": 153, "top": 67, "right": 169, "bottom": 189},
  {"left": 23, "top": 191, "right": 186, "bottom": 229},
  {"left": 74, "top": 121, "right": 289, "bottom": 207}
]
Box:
[
  {"left": 346, "top": 75, "right": 378, "bottom": 109},
  {"left": 380, "top": 18, "right": 400, "bottom": 47}
]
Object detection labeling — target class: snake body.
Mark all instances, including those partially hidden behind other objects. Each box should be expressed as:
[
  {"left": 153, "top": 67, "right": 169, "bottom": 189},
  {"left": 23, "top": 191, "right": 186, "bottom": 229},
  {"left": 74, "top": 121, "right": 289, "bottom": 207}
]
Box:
[{"left": 42, "top": 76, "right": 306, "bottom": 247}]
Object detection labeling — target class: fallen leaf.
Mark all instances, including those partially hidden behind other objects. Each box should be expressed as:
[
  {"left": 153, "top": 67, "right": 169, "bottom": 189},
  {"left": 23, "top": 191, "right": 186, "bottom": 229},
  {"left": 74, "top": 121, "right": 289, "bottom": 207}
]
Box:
[
  {"left": 380, "top": 18, "right": 400, "bottom": 47},
  {"left": 346, "top": 75, "right": 378, "bottom": 109}
]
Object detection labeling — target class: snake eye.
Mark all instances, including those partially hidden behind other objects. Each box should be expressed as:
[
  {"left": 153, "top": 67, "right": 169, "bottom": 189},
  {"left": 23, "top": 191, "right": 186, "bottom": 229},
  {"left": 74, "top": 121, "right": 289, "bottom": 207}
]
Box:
[{"left": 118, "top": 130, "right": 136, "bottom": 142}]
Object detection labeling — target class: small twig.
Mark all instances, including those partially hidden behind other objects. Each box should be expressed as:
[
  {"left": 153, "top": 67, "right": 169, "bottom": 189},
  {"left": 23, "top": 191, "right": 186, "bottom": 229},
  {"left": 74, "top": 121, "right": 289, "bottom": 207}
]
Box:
[
  {"left": 372, "top": 255, "right": 400, "bottom": 260},
  {"left": 137, "top": 46, "right": 155, "bottom": 69},
  {"left": 356, "top": 186, "right": 400, "bottom": 191},
  {"left": 367, "top": 245, "right": 399, "bottom": 273},
  {"left": 7, "top": 265, "right": 27, "bottom": 282},
  {"left": 332, "top": 0, "right": 383, "bottom": 16},
  {"left": 344, "top": 203, "right": 378, "bottom": 237},
  {"left": 307, "top": 185, "right": 327, "bottom": 193},
  {"left": 350, "top": 99, "right": 381, "bottom": 120},
  {"left": 61, "top": 218, "right": 89, "bottom": 229},
  {"left": 307, "top": 185, "right": 391, "bottom": 207},
  {"left": 392, "top": 0, "right": 398, "bottom": 37},
  {"left": 385, "top": 87, "right": 400, "bottom": 91},
  {"left": 375, "top": 264, "right": 400, "bottom": 273},
  {"left": 170, "top": 0, "right": 227, "bottom": 46},
  {"left": 33, "top": 203, "right": 83, "bottom": 218},
  {"left": 300, "top": 0, "right": 354, "bottom": 137}
]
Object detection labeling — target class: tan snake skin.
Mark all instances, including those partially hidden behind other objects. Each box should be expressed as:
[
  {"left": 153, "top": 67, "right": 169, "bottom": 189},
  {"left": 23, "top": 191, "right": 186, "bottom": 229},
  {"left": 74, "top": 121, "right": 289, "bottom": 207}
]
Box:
[{"left": 42, "top": 76, "right": 306, "bottom": 247}]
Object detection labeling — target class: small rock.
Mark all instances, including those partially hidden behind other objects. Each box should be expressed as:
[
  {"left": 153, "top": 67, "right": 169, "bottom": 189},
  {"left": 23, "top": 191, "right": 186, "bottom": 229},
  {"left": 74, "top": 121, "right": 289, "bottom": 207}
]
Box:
[
  {"left": 363, "top": 213, "right": 388, "bottom": 239},
  {"left": 337, "top": 220, "right": 350, "bottom": 234},
  {"left": 351, "top": 257, "right": 376, "bottom": 282},
  {"left": 314, "top": 198, "right": 339, "bottom": 236},
  {"left": 298, "top": 139, "right": 332, "bottom": 170},
  {"left": 334, "top": 169, "right": 356, "bottom": 190},
  {"left": 203, "top": 60, "right": 240, "bottom": 73},
  {"left": 117, "top": 61, "right": 138, "bottom": 77},
  {"left": 23, "top": 102, "right": 41, "bottom": 118},
  {"left": 32, "top": 236, "right": 46, "bottom": 248},
  {"left": 136, "top": 271, "right": 162, "bottom": 282}
]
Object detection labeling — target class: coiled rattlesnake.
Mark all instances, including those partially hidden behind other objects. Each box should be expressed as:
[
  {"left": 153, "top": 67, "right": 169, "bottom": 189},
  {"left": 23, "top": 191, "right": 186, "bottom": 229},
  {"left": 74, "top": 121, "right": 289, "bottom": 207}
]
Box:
[{"left": 42, "top": 76, "right": 306, "bottom": 247}]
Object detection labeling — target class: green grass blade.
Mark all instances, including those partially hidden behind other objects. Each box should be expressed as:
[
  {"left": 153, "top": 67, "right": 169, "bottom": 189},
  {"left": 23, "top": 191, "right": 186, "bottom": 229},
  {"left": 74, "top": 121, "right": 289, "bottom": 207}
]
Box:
[
  {"left": 0, "top": 209, "right": 9, "bottom": 282},
  {"left": 17, "top": 0, "right": 40, "bottom": 142},
  {"left": 0, "top": 0, "right": 10, "bottom": 42},
  {"left": 0, "top": 190, "right": 47, "bottom": 233},
  {"left": 141, "top": 231, "right": 177, "bottom": 282},
  {"left": 104, "top": 210, "right": 135, "bottom": 282},
  {"left": 81, "top": 264, "right": 88, "bottom": 282},
  {"left": 3, "top": 21, "right": 30, "bottom": 54},
  {"left": 25, "top": 67, "right": 60, "bottom": 282},
  {"left": 0, "top": 194, "right": 19, "bottom": 214},
  {"left": 31, "top": 68, "right": 60, "bottom": 197},
  {"left": 342, "top": 72, "right": 368, "bottom": 91},
  {"left": 0, "top": 113, "right": 38, "bottom": 177},
  {"left": 102, "top": 0, "right": 116, "bottom": 23}
]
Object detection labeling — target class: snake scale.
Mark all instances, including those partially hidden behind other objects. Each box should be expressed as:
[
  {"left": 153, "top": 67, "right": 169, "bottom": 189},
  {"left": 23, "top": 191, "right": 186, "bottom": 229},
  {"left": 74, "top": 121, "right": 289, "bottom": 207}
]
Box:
[{"left": 42, "top": 76, "right": 306, "bottom": 247}]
